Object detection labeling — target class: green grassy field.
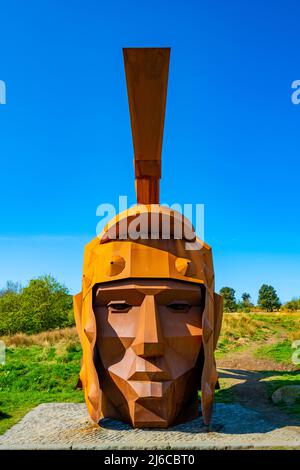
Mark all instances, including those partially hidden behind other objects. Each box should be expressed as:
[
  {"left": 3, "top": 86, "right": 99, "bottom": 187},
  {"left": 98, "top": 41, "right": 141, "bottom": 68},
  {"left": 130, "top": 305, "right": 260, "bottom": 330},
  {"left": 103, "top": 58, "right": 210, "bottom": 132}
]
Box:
[
  {"left": 0, "top": 312, "right": 299, "bottom": 435},
  {"left": 217, "top": 312, "right": 300, "bottom": 355},
  {"left": 0, "top": 339, "right": 84, "bottom": 434}
]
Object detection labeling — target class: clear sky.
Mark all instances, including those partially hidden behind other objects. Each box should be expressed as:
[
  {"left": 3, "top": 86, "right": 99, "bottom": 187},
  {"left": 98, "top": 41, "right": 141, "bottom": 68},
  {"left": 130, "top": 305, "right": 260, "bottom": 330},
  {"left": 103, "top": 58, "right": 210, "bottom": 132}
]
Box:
[{"left": 0, "top": 0, "right": 299, "bottom": 303}]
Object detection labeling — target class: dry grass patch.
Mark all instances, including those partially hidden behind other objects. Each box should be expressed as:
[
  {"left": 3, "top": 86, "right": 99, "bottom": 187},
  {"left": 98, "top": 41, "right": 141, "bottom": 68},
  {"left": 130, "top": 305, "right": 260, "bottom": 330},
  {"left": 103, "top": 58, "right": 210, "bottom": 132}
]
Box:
[
  {"left": 1, "top": 327, "right": 79, "bottom": 347},
  {"left": 221, "top": 311, "right": 300, "bottom": 339}
]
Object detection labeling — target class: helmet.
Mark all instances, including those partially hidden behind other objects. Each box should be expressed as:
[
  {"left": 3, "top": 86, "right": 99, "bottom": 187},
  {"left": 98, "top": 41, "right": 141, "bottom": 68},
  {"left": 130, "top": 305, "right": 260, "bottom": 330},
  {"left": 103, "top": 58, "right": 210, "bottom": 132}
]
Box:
[{"left": 74, "top": 48, "right": 223, "bottom": 427}]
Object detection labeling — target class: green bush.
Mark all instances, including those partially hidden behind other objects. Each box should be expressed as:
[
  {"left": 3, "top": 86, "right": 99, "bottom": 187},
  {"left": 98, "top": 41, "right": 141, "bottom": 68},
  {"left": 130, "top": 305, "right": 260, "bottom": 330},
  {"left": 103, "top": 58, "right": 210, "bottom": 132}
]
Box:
[
  {"left": 281, "top": 298, "right": 300, "bottom": 312},
  {"left": 0, "top": 275, "right": 74, "bottom": 335}
]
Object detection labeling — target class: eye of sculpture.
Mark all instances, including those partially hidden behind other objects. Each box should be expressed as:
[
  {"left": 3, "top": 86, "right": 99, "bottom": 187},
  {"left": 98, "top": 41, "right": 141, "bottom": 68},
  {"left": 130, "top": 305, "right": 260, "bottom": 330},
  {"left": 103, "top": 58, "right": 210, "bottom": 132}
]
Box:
[
  {"left": 107, "top": 301, "right": 132, "bottom": 312},
  {"left": 167, "top": 301, "right": 191, "bottom": 312}
]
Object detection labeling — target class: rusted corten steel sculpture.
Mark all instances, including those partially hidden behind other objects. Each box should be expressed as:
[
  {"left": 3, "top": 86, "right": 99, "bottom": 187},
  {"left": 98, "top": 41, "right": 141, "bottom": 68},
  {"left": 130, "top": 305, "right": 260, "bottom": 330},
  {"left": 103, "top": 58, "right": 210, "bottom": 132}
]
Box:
[{"left": 73, "top": 48, "right": 223, "bottom": 428}]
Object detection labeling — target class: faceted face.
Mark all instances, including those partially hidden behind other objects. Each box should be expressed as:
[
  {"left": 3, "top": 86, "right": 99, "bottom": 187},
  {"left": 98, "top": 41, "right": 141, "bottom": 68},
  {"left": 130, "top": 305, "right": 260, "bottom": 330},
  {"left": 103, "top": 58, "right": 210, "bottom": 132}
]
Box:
[{"left": 94, "top": 279, "right": 204, "bottom": 428}]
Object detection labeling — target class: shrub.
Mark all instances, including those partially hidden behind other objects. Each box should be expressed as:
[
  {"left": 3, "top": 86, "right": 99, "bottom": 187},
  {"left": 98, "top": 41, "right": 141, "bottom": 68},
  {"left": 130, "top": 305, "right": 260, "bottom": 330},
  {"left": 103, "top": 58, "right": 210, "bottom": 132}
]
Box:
[
  {"left": 281, "top": 298, "right": 300, "bottom": 312},
  {"left": 0, "top": 275, "right": 74, "bottom": 335}
]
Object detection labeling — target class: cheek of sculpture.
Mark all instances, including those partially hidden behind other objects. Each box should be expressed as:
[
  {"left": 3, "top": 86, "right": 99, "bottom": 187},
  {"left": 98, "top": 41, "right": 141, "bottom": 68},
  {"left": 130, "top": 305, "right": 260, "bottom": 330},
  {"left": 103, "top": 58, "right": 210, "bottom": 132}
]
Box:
[{"left": 94, "top": 282, "right": 204, "bottom": 428}]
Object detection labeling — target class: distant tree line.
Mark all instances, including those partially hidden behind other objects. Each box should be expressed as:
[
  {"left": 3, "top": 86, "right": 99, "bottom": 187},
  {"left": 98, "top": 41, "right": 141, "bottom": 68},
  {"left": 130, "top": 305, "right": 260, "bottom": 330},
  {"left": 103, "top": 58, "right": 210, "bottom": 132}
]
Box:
[
  {"left": 0, "top": 275, "right": 74, "bottom": 335},
  {"left": 0, "top": 275, "right": 299, "bottom": 336},
  {"left": 219, "top": 285, "right": 299, "bottom": 313}
]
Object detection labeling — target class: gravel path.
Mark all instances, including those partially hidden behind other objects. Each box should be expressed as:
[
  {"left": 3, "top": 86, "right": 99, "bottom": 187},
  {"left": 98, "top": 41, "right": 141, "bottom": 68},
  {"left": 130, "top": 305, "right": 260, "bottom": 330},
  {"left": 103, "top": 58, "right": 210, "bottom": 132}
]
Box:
[{"left": 0, "top": 402, "right": 299, "bottom": 450}]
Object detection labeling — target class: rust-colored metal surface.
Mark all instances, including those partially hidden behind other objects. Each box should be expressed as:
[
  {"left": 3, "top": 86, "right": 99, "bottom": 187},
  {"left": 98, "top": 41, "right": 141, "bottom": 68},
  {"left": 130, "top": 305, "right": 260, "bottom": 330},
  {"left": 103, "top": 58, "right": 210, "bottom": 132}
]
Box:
[
  {"left": 74, "top": 48, "right": 223, "bottom": 429},
  {"left": 123, "top": 48, "right": 170, "bottom": 204}
]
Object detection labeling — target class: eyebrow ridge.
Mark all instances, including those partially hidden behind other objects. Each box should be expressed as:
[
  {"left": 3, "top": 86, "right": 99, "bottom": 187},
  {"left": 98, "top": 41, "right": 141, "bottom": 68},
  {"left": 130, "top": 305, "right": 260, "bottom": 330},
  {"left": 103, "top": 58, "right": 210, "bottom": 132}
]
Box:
[{"left": 96, "top": 284, "right": 201, "bottom": 295}]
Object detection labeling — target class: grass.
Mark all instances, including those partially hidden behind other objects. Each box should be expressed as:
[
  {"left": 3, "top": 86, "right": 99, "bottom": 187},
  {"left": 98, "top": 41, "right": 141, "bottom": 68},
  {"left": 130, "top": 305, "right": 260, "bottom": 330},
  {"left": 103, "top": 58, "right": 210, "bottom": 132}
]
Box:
[
  {"left": 198, "top": 376, "right": 237, "bottom": 404},
  {"left": 262, "top": 371, "right": 300, "bottom": 420},
  {"left": 1, "top": 326, "right": 79, "bottom": 347},
  {"left": 214, "top": 378, "right": 237, "bottom": 404},
  {"left": 216, "top": 311, "right": 300, "bottom": 356},
  {"left": 0, "top": 334, "right": 84, "bottom": 434},
  {"left": 254, "top": 339, "right": 295, "bottom": 365}
]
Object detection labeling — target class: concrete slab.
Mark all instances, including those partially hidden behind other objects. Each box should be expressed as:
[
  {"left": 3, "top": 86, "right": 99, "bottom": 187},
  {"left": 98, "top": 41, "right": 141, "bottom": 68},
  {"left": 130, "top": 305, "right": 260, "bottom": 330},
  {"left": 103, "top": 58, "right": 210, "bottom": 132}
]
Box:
[{"left": 0, "top": 403, "right": 299, "bottom": 450}]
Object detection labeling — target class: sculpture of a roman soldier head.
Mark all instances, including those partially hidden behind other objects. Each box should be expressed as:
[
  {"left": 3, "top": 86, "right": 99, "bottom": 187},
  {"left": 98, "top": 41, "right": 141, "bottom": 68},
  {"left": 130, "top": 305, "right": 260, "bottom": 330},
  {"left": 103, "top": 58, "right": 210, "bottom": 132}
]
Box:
[{"left": 73, "top": 48, "right": 223, "bottom": 428}]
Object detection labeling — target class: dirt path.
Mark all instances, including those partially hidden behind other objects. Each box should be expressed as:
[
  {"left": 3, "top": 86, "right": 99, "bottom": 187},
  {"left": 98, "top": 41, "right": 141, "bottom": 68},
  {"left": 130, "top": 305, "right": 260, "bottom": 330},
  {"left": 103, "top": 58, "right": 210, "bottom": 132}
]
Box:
[{"left": 217, "top": 335, "right": 300, "bottom": 428}]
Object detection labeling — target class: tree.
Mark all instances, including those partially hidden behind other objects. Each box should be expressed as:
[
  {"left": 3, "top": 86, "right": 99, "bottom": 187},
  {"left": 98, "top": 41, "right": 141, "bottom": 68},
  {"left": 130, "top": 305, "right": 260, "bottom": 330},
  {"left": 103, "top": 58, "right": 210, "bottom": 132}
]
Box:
[
  {"left": 0, "top": 289, "right": 21, "bottom": 334},
  {"left": 0, "top": 275, "right": 74, "bottom": 335},
  {"left": 220, "top": 287, "right": 237, "bottom": 312},
  {"left": 241, "top": 292, "right": 251, "bottom": 304},
  {"left": 0, "top": 280, "right": 22, "bottom": 296},
  {"left": 257, "top": 284, "right": 281, "bottom": 312},
  {"left": 238, "top": 292, "right": 253, "bottom": 312}
]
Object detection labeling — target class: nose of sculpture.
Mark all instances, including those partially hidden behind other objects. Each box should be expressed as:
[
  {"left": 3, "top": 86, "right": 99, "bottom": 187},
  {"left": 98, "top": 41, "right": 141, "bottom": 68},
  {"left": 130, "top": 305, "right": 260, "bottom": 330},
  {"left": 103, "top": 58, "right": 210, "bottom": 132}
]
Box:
[{"left": 131, "top": 295, "right": 164, "bottom": 358}]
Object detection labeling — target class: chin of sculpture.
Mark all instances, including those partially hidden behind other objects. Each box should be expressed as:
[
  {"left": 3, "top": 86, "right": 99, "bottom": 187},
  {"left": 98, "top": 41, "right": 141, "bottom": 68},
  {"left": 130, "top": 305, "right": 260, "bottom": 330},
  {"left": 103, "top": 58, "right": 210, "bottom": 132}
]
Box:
[{"left": 73, "top": 48, "right": 223, "bottom": 429}]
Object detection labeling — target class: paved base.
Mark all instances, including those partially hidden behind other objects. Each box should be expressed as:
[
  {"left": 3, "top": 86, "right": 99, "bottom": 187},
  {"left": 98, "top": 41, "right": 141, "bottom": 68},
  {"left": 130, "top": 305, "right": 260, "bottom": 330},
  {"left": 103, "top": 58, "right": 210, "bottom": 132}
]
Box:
[{"left": 0, "top": 403, "right": 300, "bottom": 450}]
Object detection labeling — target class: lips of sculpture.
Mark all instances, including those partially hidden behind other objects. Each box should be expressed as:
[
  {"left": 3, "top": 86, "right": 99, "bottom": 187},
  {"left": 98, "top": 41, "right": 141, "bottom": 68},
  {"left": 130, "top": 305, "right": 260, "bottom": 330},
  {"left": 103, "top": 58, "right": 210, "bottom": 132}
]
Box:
[{"left": 94, "top": 279, "right": 204, "bottom": 427}]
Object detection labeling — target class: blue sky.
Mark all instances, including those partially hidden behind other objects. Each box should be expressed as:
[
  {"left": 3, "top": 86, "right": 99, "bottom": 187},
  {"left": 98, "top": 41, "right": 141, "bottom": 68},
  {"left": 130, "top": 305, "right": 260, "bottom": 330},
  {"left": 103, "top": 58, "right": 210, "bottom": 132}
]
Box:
[{"left": 0, "top": 0, "right": 299, "bottom": 302}]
